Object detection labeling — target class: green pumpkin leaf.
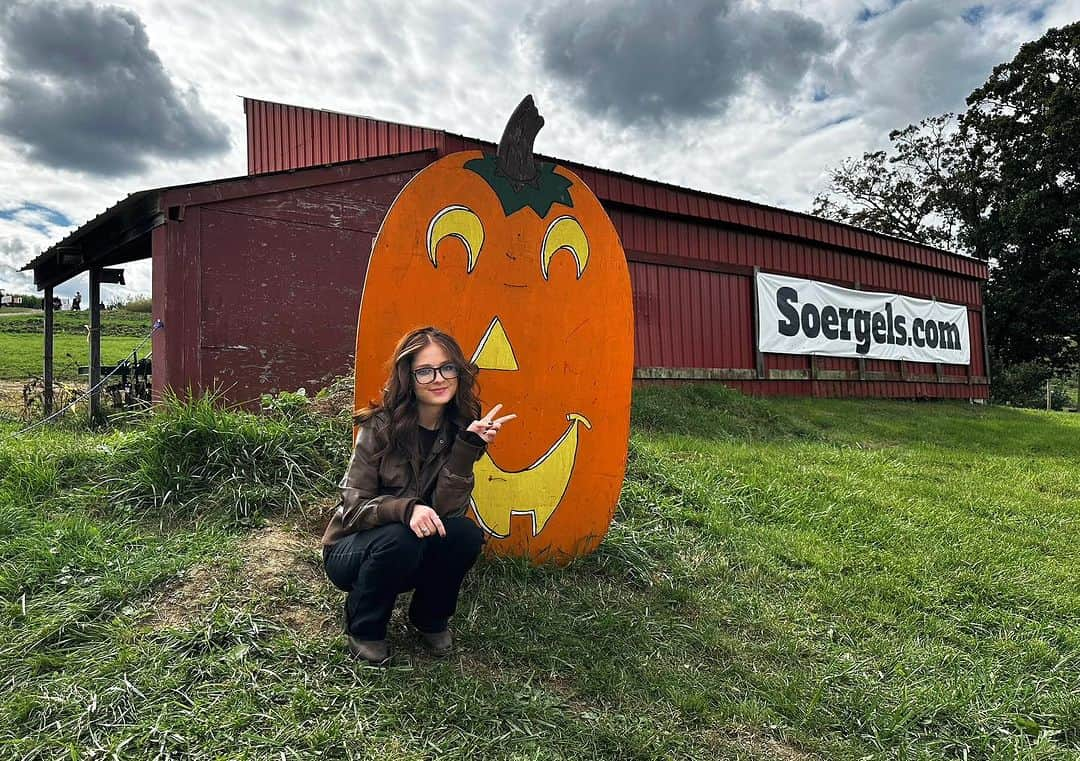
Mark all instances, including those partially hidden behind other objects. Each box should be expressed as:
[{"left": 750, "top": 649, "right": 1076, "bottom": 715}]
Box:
[{"left": 464, "top": 155, "right": 574, "bottom": 218}]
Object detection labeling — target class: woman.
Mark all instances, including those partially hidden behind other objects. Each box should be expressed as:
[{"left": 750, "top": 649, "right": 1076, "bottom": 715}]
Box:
[{"left": 322, "top": 327, "right": 515, "bottom": 664}]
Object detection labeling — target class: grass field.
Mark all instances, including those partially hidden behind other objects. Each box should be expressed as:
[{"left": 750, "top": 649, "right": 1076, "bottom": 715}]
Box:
[
  {"left": 1, "top": 388, "right": 1078, "bottom": 759},
  {"left": 0, "top": 309, "right": 150, "bottom": 335},
  {"left": 0, "top": 335, "right": 153, "bottom": 380},
  {"left": 0, "top": 309, "right": 152, "bottom": 381}
]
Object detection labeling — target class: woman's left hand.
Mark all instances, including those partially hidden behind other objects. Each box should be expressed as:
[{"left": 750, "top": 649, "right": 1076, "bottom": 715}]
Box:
[{"left": 467, "top": 403, "right": 517, "bottom": 444}]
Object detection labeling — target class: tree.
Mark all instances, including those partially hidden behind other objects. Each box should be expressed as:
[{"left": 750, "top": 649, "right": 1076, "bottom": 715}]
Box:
[
  {"left": 812, "top": 22, "right": 1080, "bottom": 372},
  {"left": 811, "top": 114, "right": 969, "bottom": 251},
  {"left": 961, "top": 22, "right": 1080, "bottom": 371}
]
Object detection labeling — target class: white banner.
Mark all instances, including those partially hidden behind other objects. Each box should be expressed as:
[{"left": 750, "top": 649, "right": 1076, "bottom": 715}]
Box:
[{"left": 757, "top": 272, "right": 970, "bottom": 365}]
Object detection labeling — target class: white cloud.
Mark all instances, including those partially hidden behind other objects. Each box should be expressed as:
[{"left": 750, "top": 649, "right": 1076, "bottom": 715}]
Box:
[{"left": 0, "top": 0, "right": 230, "bottom": 175}]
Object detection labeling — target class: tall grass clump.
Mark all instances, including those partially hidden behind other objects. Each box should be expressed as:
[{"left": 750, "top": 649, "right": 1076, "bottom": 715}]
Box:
[
  {"left": 120, "top": 297, "right": 152, "bottom": 313},
  {"left": 107, "top": 391, "right": 350, "bottom": 522},
  {"left": 0, "top": 425, "right": 124, "bottom": 506}
]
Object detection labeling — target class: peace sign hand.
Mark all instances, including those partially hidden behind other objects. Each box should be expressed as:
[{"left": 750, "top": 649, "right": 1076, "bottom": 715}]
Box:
[{"left": 467, "top": 403, "right": 517, "bottom": 444}]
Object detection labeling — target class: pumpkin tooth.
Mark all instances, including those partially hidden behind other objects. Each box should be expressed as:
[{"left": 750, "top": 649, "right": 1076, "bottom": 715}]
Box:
[
  {"left": 541, "top": 215, "right": 589, "bottom": 280},
  {"left": 426, "top": 205, "right": 484, "bottom": 273}
]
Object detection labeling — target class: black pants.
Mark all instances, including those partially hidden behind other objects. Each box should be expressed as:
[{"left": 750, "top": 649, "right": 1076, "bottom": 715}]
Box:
[{"left": 322, "top": 516, "right": 485, "bottom": 639}]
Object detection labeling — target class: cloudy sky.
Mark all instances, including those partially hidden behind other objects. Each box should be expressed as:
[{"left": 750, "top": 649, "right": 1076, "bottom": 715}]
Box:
[{"left": 0, "top": 0, "right": 1076, "bottom": 302}]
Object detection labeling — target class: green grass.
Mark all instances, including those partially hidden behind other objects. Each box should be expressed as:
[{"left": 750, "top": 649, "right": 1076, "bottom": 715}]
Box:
[
  {"left": 0, "top": 308, "right": 150, "bottom": 336},
  {"left": 1, "top": 388, "right": 1078, "bottom": 759},
  {"left": 0, "top": 334, "right": 152, "bottom": 380},
  {"left": 0, "top": 308, "right": 153, "bottom": 380}
]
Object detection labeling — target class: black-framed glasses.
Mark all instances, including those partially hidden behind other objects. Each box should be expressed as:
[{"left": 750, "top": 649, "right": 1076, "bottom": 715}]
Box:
[{"left": 412, "top": 363, "right": 459, "bottom": 384}]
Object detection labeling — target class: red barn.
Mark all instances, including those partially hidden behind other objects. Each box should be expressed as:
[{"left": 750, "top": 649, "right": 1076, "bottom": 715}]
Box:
[{"left": 25, "top": 98, "right": 989, "bottom": 407}]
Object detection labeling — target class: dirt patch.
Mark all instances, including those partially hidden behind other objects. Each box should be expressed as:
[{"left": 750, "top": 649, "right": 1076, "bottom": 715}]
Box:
[
  {"left": 0, "top": 378, "right": 88, "bottom": 418},
  {"left": 246, "top": 520, "right": 332, "bottom": 634},
  {"left": 698, "top": 727, "right": 819, "bottom": 760},
  {"left": 290, "top": 496, "right": 339, "bottom": 535},
  {"left": 0, "top": 380, "right": 27, "bottom": 416},
  {"left": 152, "top": 562, "right": 222, "bottom": 630},
  {"left": 309, "top": 374, "right": 353, "bottom": 420},
  {"left": 149, "top": 518, "right": 336, "bottom": 637}
]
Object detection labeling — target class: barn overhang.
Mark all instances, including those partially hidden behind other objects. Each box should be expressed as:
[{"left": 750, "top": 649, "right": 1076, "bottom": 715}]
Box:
[{"left": 21, "top": 190, "right": 163, "bottom": 291}]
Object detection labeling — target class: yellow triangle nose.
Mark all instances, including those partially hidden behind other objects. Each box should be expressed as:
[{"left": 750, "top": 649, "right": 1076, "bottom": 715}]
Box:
[{"left": 471, "top": 317, "right": 519, "bottom": 371}]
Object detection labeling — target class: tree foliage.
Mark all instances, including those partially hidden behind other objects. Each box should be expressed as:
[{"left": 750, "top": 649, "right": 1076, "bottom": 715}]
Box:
[
  {"left": 812, "top": 22, "right": 1080, "bottom": 371},
  {"left": 963, "top": 22, "right": 1080, "bottom": 370},
  {"left": 811, "top": 114, "right": 971, "bottom": 250}
]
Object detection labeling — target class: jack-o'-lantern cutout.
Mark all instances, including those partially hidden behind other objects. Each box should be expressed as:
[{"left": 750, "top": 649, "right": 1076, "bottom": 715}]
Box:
[{"left": 354, "top": 96, "right": 633, "bottom": 562}]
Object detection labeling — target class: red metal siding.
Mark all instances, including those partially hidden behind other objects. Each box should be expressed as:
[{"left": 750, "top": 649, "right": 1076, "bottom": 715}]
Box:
[
  {"left": 195, "top": 167, "right": 417, "bottom": 401},
  {"left": 968, "top": 310, "right": 987, "bottom": 377},
  {"left": 619, "top": 207, "right": 988, "bottom": 399},
  {"left": 201, "top": 99, "right": 992, "bottom": 402},
  {"left": 697, "top": 378, "right": 986, "bottom": 400},
  {"left": 630, "top": 262, "right": 753, "bottom": 370},
  {"left": 152, "top": 208, "right": 202, "bottom": 401},
  {"left": 613, "top": 209, "right": 984, "bottom": 309},
  {"left": 198, "top": 206, "right": 371, "bottom": 402},
  {"left": 153, "top": 154, "right": 427, "bottom": 404},
  {"left": 244, "top": 98, "right": 440, "bottom": 175},
  {"left": 245, "top": 98, "right": 987, "bottom": 280}
]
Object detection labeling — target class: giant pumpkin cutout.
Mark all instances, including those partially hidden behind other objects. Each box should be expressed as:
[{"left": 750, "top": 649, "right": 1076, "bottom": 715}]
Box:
[{"left": 354, "top": 97, "right": 633, "bottom": 562}]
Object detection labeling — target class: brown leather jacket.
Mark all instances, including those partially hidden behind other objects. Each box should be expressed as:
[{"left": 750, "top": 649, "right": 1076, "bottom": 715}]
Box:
[{"left": 321, "top": 411, "right": 486, "bottom": 546}]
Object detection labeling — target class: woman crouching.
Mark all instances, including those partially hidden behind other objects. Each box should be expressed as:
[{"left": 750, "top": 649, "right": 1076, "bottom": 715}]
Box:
[{"left": 322, "top": 326, "right": 515, "bottom": 664}]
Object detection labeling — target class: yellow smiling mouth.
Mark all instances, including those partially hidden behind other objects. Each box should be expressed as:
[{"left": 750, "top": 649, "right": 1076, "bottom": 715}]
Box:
[{"left": 470, "top": 413, "right": 591, "bottom": 537}]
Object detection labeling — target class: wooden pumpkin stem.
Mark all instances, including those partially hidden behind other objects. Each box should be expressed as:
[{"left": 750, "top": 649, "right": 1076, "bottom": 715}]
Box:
[{"left": 497, "top": 95, "right": 544, "bottom": 191}]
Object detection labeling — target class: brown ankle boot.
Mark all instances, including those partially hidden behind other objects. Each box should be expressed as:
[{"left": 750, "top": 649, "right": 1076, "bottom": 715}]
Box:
[
  {"left": 347, "top": 635, "right": 389, "bottom": 665},
  {"left": 418, "top": 629, "right": 453, "bottom": 657}
]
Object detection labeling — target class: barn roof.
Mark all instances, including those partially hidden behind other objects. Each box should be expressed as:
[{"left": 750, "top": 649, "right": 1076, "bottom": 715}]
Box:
[
  {"left": 244, "top": 97, "right": 989, "bottom": 281},
  {"left": 21, "top": 189, "right": 161, "bottom": 291}
]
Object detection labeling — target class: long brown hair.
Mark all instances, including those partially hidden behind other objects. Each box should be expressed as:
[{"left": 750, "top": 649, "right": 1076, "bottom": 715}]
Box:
[{"left": 358, "top": 327, "right": 481, "bottom": 459}]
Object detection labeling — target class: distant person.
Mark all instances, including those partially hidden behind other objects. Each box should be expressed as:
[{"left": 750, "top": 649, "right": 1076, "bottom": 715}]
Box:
[
  {"left": 71, "top": 292, "right": 81, "bottom": 311},
  {"left": 321, "top": 326, "right": 516, "bottom": 665},
  {"left": 52, "top": 296, "right": 61, "bottom": 310}
]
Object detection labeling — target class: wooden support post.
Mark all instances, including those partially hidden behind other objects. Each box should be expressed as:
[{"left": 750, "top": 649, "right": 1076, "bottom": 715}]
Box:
[
  {"left": 931, "top": 290, "right": 943, "bottom": 383},
  {"left": 980, "top": 304, "right": 991, "bottom": 388},
  {"left": 752, "top": 266, "right": 764, "bottom": 379},
  {"left": 44, "top": 286, "right": 54, "bottom": 415},
  {"left": 89, "top": 268, "right": 102, "bottom": 423},
  {"left": 966, "top": 309, "right": 974, "bottom": 395},
  {"left": 854, "top": 280, "right": 866, "bottom": 381}
]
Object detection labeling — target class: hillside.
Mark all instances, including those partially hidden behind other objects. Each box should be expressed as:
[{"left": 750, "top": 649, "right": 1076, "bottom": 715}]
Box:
[{"left": 1, "top": 387, "right": 1078, "bottom": 759}]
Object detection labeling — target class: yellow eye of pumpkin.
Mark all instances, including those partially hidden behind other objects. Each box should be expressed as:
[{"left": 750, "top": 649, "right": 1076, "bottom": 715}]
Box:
[
  {"left": 541, "top": 215, "right": 589, "bottom": 280},
  {"left": 427, "top": 205, "right": 484, "bottom": 273}
]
